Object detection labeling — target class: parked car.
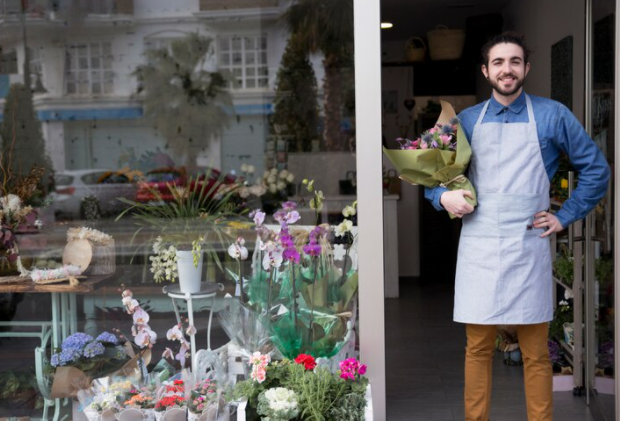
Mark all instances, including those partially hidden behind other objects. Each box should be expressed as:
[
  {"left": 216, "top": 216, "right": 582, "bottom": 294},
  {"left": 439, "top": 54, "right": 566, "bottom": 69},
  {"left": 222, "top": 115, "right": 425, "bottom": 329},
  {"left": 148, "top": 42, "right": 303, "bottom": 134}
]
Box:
[
  {"left": 135, "top": 167, "right": 187, "bottom": 203},
  {"left": 51, "top": 169, "right": 139, "bottom": 219}
]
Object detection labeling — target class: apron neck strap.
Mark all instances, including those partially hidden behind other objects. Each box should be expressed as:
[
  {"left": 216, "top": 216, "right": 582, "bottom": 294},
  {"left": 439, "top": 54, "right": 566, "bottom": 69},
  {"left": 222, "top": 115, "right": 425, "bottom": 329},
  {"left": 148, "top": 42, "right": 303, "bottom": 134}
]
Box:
[{"left": 476, "top": 100, "right": 491, "bottom": 126}]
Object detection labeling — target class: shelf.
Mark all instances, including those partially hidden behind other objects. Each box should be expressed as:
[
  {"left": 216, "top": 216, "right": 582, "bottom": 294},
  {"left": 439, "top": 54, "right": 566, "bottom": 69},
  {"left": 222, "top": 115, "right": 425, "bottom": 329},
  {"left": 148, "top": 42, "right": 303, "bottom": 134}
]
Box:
[{"left": 553, "top": 276, "right": 573, "bottom": 293}]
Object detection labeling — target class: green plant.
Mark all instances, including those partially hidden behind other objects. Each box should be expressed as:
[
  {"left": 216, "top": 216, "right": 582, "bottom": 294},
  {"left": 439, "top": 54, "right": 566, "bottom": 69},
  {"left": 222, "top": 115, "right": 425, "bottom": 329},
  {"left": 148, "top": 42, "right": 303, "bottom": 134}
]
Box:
[
  {"left": 549, "top": 300, "right": 573, "bottom": 342},
  {"left": 553, "top": 248, "right": 574, "bottom": 287},
  {"left": 0, "top": 369, "right": 44, "bottom": 410},
  {"left": 117, "top": 169, "right": 245, "bottom": 278},
  {"left": 596, "top": 256, "right": 613, "bottom": 286}
]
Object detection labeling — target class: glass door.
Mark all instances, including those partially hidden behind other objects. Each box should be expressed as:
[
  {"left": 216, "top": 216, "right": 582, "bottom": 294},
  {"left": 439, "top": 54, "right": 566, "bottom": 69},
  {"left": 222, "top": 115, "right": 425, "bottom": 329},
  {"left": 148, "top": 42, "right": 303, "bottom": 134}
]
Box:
[{"left": 586, "top": 0, "right": 616, "bottom": 419}]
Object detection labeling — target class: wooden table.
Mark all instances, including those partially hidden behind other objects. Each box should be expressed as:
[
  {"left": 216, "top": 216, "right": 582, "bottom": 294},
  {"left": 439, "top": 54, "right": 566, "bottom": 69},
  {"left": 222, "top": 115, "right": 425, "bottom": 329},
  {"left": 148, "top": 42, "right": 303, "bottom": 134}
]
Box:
[{"left": 0, "top": 273, "right": 115, "bottom": 421}]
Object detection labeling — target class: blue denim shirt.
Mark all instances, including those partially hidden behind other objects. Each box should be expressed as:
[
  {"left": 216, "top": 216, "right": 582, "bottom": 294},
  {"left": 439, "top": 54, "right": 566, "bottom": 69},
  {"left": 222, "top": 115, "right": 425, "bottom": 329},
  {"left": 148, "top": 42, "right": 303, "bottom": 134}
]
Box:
[{"left": 424, "top": 91, "right": 611, "bottom": 228}]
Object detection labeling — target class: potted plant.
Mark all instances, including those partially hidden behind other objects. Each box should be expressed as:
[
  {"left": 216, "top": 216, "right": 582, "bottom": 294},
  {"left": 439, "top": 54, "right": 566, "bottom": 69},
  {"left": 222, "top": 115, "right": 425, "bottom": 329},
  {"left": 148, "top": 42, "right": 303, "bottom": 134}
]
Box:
[{"left": 117, "top": 169, "right": 244, "bottom": 293}]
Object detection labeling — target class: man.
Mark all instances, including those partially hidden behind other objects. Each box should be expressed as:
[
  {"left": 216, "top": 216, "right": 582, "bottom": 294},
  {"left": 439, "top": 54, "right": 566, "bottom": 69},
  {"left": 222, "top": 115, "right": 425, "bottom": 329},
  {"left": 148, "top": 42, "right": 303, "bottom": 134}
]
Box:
[{"left": 425, "top": 32, "right": 610, "bottom": 421}]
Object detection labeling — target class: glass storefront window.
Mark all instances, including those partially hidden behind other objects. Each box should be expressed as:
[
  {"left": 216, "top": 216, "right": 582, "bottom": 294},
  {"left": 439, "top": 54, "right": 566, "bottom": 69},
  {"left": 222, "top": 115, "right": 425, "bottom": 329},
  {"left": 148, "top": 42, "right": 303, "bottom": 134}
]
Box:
[{"left": 0, "top": 0, "right": 364, "bottom": 419}]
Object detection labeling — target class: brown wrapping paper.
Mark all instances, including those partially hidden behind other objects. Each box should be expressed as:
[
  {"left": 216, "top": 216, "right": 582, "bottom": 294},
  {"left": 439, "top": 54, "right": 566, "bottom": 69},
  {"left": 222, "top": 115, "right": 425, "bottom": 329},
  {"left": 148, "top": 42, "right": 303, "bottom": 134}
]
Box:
[{"left": 50, "top": 342, "right": 151, "bottom": 399}]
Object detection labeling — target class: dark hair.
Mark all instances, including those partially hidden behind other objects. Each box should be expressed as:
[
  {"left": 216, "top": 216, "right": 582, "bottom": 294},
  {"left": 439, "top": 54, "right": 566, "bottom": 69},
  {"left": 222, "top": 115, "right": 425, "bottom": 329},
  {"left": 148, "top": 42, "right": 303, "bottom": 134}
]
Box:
[{"left": 481, "top": 32, "right": 531, "bottom": 66}]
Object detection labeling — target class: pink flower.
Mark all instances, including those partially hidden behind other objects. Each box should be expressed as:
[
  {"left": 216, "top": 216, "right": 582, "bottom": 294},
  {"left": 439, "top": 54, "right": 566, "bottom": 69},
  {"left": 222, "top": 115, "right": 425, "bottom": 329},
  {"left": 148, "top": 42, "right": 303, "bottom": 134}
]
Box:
[
  {"left": 429, "top": 127, "right": 438, "bottom": 134},
  {"left": 420, "top": 142, "right": 428, "bottom": 150},
  {"left": 254, "top": 368, "right": 266, "bottom": 383},
  {"left": 133, "top": 308, "right": 150, "bottom": 325},
  {"left": 359, "top": 364, "right": 367, "bottom": 375},
  {"left": 440, "top": 134, "right": 451, "bottom": 145}
]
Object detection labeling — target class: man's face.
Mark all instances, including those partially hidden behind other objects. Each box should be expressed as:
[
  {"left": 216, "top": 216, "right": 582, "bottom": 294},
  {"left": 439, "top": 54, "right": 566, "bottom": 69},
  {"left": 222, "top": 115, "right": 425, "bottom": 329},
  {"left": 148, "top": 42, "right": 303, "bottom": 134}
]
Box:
[{"left": 482, "top": 42, "right": 530, "bottom": 97}]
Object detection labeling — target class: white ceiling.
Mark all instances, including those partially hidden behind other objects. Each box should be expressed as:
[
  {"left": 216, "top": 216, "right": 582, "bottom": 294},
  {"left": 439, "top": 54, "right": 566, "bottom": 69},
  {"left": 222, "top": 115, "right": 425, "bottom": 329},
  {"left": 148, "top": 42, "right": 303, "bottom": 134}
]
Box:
[{"left": 380, "top": 0, "right": 512, "bottom": 42}]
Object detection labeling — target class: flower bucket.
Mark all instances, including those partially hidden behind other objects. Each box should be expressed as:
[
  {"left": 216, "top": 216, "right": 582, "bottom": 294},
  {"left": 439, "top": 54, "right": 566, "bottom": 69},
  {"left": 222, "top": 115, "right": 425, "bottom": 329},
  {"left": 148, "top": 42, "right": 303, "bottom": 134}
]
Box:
[
  {"left": 177, "top": 250, "right": 203, "bottom": 294},
  {"left": 188, "top": 405, "right": 231, "bottom": 421},
  {"left": 155, "top": 407, "right": 186, "bottom": 421}
]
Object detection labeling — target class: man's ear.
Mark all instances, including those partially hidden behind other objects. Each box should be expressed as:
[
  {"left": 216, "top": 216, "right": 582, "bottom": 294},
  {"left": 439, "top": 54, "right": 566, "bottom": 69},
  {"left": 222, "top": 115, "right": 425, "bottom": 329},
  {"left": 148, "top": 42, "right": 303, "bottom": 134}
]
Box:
[
  {"left": 481, "top": 64, "right": 489, "bottom": 80},
  {"left": 524, "top": 61, "right": 531, "bottom": 77}
]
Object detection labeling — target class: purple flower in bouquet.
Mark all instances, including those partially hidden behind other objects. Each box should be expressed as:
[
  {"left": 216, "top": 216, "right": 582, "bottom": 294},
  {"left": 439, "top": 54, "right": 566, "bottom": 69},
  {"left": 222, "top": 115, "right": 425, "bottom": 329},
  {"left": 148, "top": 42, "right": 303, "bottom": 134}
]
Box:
[
  {"left": 422, "top": 133, "right": 432, "bottom": 143},
  {"left": 83, "top": 341, "right": 106, "bottom": 358},
  {"left": 449, "top": 117, "right": 460, "bottom": 126},
  {"left": 548, "top": 340, "right": 561, "bottom": 364},
  {"left": 61, "top": 332, "right": 94, "bottom": 351},
  {"left": 96, "top": 332, "right": 119, "bottom": 344},
  {"left": 431, "top": 140, "right": 439, "bottom": 149},
  {"left": 250, "top": 209, "right": 266, "bottom": 227},
  {"left": 441, "top": 124, "right": 454, "bottom": 135}
]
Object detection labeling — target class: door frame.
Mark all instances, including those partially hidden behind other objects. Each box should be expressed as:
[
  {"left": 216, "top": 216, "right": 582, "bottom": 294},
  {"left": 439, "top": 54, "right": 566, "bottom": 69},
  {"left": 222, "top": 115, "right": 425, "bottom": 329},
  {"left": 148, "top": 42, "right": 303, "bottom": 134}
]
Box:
[
  {"left": 354, "top": 0, "right": 387, "bottom": 419},
  {"left": 614, "top": 0, "right": 620, "bottom": 417}
]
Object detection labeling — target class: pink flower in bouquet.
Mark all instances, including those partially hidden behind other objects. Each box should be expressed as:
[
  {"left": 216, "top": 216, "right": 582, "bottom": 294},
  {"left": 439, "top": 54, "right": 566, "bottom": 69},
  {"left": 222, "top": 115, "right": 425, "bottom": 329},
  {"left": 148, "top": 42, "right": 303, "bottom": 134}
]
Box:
[
  {"left": 429, "top": 127, "right": 438, "bottom": 134},
  {"left": 420, "top": 141, "right": 429, "bottom": 150},
  {"left": 339, "top": 358, "right": 367, "bottom": 380},
  {"left": 440, "top": 134, "right": 451, "bottom": 145}
]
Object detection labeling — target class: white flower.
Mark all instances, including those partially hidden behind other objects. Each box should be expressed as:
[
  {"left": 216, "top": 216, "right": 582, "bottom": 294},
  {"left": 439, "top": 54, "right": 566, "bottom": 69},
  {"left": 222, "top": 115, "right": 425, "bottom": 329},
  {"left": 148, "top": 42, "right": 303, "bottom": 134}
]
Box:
[
  {"left": 276, "top": 181, "right": 286, "bottom": 191},
  {"left": 247, "top": 165, "right": 256, "bottom": 174},
  {"left": 263, "top": 249, "right": 283, "bottom": 271},
  {"left": 135, "top": 327, "right": 157, "bottom": 348},
  {"left": 286, "top": 173, "right": 295, "bottom": 183},
  {"left": 0, "top": 194, "right": 22, "bottom": 214},
  {"left": 270, "top": 168, "right": 278, "bottom": 176},
  {"left": 186, "top": 325, "right": 197, "bottom": 336},
  {"left": 267, "top": 175, "right": 276, "bottom": 184},
  {"left": 133, "top": 308, "right": 150, "bottom": 325},
  {"left": 333, "top": 244, "right": 347, "bottom": 261},
  {"left": 559, "top": 300, "right": 569, "bottom": 306},
  {"left": 239, "top": 187, "right": 250, "bottom": 198},
  {"left": 342, "top": 205, "right": 357, "bottom": 218},
  {"left": 228, "top": 243, "right": 249, "bottom": 260},
  {"left": 335, "top": 220, "right": 353, "bottom": 237},
  {"left": 279, "top": 170, "right": 289, "bottom": 179},
  {"left": 269, "top": 183, "right": 277, "bottom": 194},
  {"left": 241, "top": 163, "right": 249, "bottom": 172},
  {"left": 167, "top": 325, "right": 184, "bottom": 341},
  {"left": 564, "top": 289, "right": 574, "bottom": 300},
  {"left": 34, "top": 219, "right": 43, "bottom": 229}
]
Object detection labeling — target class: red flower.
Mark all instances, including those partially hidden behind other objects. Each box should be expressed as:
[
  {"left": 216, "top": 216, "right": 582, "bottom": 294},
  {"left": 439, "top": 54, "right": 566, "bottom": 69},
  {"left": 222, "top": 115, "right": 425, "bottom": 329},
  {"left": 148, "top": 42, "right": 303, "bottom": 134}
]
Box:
[{"left": 294, "top": 354, "right": 317, "bottom": 370}]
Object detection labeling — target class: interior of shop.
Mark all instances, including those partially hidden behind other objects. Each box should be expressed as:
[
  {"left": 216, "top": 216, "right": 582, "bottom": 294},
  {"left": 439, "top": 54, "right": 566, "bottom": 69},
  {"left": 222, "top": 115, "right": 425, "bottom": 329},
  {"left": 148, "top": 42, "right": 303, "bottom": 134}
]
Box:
[{"left": 380, "top": 0, "right": 615, "bottom": 420}]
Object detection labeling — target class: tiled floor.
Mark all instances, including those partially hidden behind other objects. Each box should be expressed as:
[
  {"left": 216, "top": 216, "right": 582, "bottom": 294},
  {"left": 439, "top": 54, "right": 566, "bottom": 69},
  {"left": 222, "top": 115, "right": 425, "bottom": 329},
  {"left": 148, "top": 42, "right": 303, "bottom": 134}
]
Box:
[{"left": 385, "top": 279, "right": 595, "bottom": 421}]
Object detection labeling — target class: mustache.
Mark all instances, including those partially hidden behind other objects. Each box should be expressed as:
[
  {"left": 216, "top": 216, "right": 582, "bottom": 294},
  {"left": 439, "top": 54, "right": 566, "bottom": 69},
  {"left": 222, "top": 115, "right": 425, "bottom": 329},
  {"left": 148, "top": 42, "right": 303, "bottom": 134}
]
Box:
[{"left": 498, "top": 74, "right": 518, "bottom": 79}]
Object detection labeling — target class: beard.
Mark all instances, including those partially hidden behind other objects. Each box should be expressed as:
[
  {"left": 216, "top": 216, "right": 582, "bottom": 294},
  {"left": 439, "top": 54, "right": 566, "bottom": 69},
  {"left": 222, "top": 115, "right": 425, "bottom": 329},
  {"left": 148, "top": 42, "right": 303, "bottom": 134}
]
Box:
[{"left": 487, "top": 73, "right": 525, "bottom": 97}]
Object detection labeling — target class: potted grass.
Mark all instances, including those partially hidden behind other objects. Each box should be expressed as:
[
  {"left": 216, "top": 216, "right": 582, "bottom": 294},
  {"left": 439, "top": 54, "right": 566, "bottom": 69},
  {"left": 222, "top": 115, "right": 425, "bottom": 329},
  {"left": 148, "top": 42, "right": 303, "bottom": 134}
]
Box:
[{"left": 117, "top": 169, "right": 245, "bottom": 293}]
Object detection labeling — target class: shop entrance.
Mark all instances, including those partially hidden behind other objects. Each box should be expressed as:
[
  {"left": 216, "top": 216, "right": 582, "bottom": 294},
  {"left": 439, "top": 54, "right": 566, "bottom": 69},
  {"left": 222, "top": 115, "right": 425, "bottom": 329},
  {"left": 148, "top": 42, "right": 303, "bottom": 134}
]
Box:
[{"left": 380, "top": 0, "right": 618, "bottom": 419}]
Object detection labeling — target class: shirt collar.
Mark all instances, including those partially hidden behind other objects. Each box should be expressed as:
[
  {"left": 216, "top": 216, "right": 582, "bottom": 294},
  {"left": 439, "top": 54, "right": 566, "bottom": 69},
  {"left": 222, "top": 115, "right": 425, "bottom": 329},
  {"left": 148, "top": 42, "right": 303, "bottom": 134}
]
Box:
[{"left": 488, "top": 90, "right": 527, "bottom": 115}]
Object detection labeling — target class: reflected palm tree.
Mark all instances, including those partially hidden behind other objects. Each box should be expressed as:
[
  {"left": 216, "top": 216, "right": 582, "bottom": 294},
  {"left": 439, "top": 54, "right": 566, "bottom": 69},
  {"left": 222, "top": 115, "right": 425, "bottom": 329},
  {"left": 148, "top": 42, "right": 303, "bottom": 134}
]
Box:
[
  {"left": 134, "top": 33, "right": 232, "bottom": 162},
  {"left": 285, "top": 0, "right": 354, "bottom": 152}
]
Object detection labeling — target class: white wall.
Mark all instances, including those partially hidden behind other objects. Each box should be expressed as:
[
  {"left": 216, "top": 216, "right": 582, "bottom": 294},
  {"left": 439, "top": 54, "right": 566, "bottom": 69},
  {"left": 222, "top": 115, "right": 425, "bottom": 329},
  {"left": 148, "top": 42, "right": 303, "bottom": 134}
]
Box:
[{"left": 502, "top": 0, "right": 586, "bottom": 122}]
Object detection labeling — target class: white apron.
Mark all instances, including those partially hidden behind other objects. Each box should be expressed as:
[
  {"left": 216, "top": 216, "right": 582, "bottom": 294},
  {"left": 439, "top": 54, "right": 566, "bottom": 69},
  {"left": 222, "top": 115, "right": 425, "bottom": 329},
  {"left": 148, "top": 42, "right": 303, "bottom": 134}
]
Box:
[{"left": 454, "top": 95, "right": 553, "bottom": 325}]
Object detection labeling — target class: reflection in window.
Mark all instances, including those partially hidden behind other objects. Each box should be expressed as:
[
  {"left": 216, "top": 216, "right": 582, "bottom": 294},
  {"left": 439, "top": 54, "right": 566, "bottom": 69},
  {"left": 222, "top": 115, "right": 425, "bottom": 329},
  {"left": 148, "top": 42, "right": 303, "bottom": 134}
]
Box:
[
  {"left": 65, "top": 42, "right": 114, "bottom": 95},
  {"left": 219, "top": 35, "right": 268, "bottom": 90}
]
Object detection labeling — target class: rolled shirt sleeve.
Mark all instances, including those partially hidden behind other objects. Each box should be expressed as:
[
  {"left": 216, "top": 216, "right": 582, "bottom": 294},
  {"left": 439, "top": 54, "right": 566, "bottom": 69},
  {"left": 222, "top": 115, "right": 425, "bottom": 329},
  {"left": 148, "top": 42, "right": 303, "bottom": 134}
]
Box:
[
  {"left": 554, "top": 105, "right": 611, "bottom": 228},
  {"left": 424, "top": 185, "right": 449, "bottom": 211}
]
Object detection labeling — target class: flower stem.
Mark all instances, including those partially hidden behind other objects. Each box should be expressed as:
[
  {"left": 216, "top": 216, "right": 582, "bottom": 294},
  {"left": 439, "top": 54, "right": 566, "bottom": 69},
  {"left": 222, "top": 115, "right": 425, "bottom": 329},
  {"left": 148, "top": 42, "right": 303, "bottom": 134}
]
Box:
[
  {"left": 290, "top": 264, "right": 298, "bottom": 330},
  {"left": 267, "top": 269, "right": 274, "bottom": 313},
  {"left": 238, "top": 259, "right": 245, "bottom": 302},
  {"left": 307, "top": 257, "right": 319, "bottom": 347}
]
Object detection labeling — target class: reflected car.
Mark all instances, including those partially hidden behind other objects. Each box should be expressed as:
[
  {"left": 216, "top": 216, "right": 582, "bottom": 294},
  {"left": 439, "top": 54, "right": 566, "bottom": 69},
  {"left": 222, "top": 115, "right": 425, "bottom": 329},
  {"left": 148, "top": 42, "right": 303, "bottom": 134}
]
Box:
[
  {"left": 51, "top": 169, "right": 138, "bottom": 219},
  {"left": 135, "top": 167, "right": 187, "bottom": 203}
]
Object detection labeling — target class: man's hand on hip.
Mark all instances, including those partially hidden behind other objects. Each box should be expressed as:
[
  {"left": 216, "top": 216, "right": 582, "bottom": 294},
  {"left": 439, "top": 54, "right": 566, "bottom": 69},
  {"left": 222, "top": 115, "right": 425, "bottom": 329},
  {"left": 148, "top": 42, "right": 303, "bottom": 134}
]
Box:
[
  {"left": 439, "top": 190, "right": 475, "bottom": 218},
  {"left": 533, "top": 211, "right": 564, "bottom": 237}
]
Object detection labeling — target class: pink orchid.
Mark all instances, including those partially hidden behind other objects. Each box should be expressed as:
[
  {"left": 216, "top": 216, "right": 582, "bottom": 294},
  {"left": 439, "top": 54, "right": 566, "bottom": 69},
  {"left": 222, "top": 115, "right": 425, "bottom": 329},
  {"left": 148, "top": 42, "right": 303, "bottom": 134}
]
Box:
[
  {"left": 133, "top": 308, "right": 150, "bottom": 325},
  {"left": 135, "top": 327, "right": 157, "bottom": 348}
]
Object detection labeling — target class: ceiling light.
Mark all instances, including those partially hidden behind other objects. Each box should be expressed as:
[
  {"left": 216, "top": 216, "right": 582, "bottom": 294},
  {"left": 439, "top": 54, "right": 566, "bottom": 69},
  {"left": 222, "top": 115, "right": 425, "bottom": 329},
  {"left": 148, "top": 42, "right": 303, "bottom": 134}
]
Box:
[{"left": 381, "top": 22, "right": 393, "bottom": 29}]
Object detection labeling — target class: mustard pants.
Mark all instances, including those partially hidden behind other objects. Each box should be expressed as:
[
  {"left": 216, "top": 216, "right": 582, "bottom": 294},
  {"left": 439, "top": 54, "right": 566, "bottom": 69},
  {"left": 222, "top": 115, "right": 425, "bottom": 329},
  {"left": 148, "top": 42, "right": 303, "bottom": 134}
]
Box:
[{"left": 465, "top": 323, "right": 553, "bottom": 421}]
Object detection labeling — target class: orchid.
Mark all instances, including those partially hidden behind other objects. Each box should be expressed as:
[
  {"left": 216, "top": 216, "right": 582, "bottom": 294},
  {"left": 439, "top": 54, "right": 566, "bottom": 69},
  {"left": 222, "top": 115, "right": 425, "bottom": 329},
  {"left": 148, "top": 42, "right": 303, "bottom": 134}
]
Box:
[
  {"left": 333, "top": 244, "right": 347, "bottom": 261},
  {"left": 135, "top": 327, "right": 157, "bottom": 348},
  {"left": 335, "top": 220, "right": 353, "bottom": 237},
  {"left": 228, "top": 237, "right": 249, "bottom": 260},
  {"left": 342, "top": 205, "right": 357, "bottom": 218}
]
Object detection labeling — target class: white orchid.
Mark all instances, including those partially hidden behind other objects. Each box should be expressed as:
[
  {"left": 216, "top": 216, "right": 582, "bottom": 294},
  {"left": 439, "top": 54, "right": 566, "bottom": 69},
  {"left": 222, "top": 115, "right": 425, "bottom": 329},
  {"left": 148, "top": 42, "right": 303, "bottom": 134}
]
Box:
[
  {"left": 286, "top": 173, "right": 295, "bottom": 183},
  {"left": 135, "top": 327, "right": 157, "bottom": 348},
  {"left": 342, "top": 205, "right": 357, "bottom": 218},
  {"left": 132, "top": 308, "right": 150, "bottom": 325},
  {"left": 241, "top": 163, "right": 249, "bottom": 172},
  {"left": 335, "top": 220, "right": 353, "bottom": 237},
  {"left": 228, "top": 237, "right": 249, "bottom": 260},
  {"left": 166, "top": 325, "right": 184, "bottom": 341}
]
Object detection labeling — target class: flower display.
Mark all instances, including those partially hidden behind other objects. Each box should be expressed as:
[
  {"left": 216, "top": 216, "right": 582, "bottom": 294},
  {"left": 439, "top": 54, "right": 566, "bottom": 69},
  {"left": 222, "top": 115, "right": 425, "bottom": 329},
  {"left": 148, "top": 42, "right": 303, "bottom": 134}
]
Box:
[
  {"left": 121, "top": 289, "right": 157, "bottom": 349},
  {"left": 188, "top": 378, "right": 218, "bottom": 414},
  {"left": 50, "top": 332, "right": 125, "bottom": 368},
  {"left": 154, "top": 394, "right": 186, "bottom": 412},
  {"left": 124, "top": 392, "right": 156, "bottom": 409}
]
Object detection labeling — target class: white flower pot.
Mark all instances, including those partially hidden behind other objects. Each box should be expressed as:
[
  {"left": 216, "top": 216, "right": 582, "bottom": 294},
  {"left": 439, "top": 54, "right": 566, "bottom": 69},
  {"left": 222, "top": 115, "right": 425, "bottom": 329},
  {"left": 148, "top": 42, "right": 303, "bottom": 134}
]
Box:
[{"left": 177, "top": 250, "right": 203, "bottom": 293}]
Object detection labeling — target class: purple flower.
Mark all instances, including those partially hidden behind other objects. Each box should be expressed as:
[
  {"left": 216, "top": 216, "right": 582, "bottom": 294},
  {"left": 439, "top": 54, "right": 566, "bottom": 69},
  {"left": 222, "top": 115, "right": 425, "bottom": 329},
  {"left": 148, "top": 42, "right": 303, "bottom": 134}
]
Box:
[
  {"left": 303, "top": 243, "right": 322, "bottom": 256},
  {"left": 51, "top": 348, "right": 81, "bottom": 367},
  {"left": 282, "top": 201, "right": 297, "bottom": 211},
  {"left": 283, "top": 247, "right": 301, "bottom": 263},
  {"left": 83, "top": 341, "right": 106, "bottom": 358},
  {"left": 431, "top": 140, "right": 439, "bottom": 149},
  {"left": 96, "top": 332, "right": 118, "bottom": 344},
  {"left": 441, "top": 124, "right": 454, "bottom": 135},
  {"left": 449, "top": 117, "right": 459, "bottom": 125},
  {"left": 249, "top": 209, "right": 265, "bottom": 227},
  {"left": 61, "top": 332, "right": 94, "bottom": 351}
]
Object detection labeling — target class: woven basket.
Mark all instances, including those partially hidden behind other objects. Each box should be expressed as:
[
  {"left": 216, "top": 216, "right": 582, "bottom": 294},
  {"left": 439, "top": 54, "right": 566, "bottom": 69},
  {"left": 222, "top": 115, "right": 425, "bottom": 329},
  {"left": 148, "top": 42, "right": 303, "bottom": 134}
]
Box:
[
  {"left": 64, "top": 228, "right": 116, "bottom": 276},
  {"left": 427, "top": 25, "right": 466, "bottom": 61},
  {"left": 404, "top": 37, "right": 426, "bottom": 62}
]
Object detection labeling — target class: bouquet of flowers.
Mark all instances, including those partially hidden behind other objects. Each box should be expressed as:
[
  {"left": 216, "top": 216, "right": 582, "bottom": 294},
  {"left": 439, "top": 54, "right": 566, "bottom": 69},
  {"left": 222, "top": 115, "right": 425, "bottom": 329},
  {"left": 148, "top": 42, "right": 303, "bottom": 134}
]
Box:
[
  {"left": 383, "top": 100, "right": 477, "bottom": 218},
  {"left": 233, "top": 353, "right": 369, "bottom": 421},
  {"left": 49, "top": 331, "right": 131, "bottom": 399}
]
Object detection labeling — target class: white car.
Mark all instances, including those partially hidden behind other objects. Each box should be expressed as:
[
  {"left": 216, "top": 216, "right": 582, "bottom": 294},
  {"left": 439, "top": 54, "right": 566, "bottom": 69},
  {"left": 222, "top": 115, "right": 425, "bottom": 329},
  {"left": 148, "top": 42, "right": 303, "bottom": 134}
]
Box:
[{"left": 51, "top": 169, "right": 138, "bottom": 219}]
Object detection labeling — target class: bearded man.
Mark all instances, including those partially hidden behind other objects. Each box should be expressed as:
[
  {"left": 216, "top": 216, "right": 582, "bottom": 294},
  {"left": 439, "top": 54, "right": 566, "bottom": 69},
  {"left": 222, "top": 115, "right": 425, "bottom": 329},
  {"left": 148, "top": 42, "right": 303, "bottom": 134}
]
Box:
[{"left": 425, "top": 32, "right": 610, "bottom": 421}]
